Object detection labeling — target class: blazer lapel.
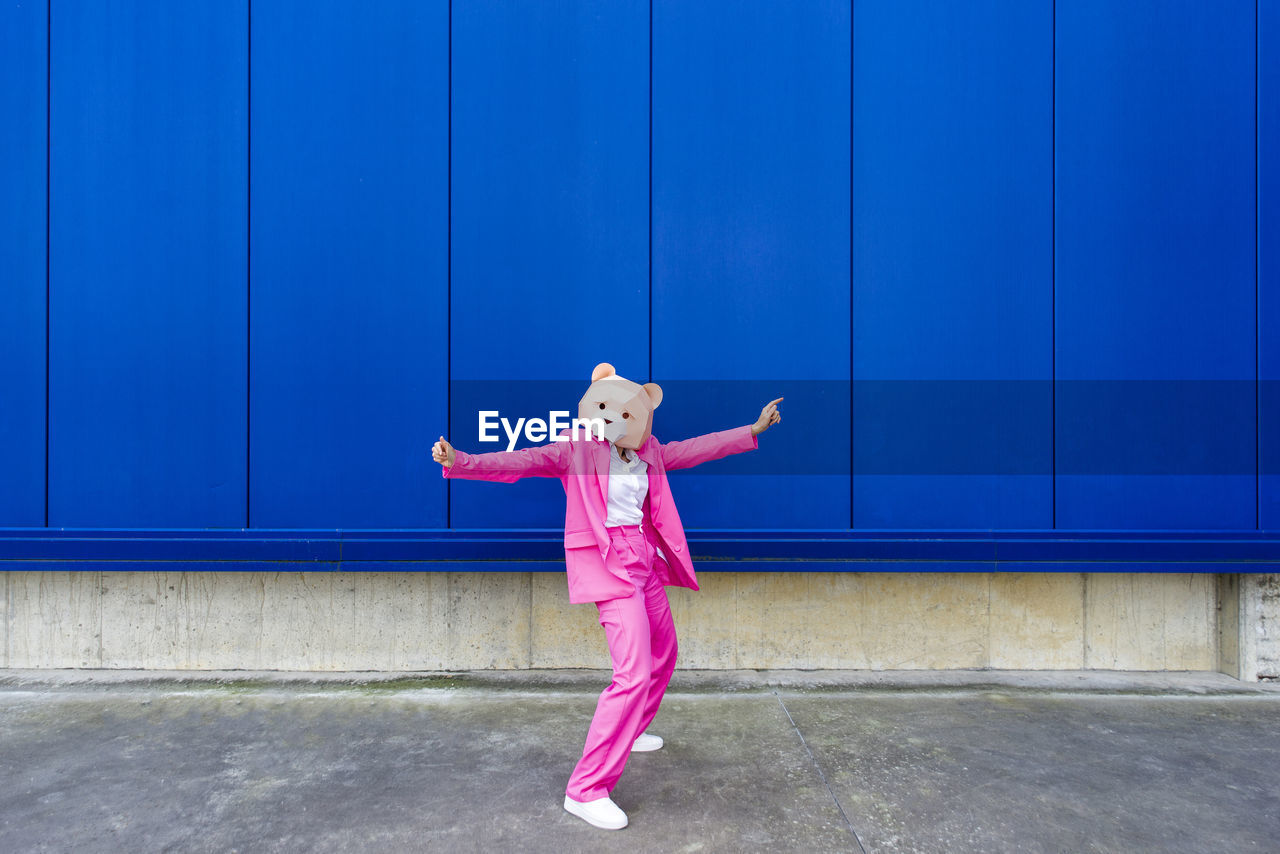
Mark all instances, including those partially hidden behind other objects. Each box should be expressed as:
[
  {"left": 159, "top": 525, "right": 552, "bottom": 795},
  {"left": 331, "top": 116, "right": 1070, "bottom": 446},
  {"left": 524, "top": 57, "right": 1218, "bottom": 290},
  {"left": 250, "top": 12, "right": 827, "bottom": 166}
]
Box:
[
  {"left": 636, "top": 438, "right": 665, "bottom": 514},
  {"left": 636, "top": 436, "right": 661, "bottom": 469},
  {"left": 592, "top": 439, "right": 610, "bottom": 507}
]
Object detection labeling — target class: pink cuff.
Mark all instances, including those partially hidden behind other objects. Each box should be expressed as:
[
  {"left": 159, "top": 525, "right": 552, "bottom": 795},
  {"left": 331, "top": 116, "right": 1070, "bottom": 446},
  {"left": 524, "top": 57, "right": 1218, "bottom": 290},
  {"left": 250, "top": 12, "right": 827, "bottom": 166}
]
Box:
[{"left": 441, "top": 449, "right": 469, "bottom": 479}]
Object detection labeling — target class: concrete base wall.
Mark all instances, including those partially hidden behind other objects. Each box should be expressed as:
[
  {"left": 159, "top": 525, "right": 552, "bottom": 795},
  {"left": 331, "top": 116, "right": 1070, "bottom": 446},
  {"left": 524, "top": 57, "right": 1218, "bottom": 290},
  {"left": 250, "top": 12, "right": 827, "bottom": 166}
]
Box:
[
  {"left": 7, "top": 571, "right": 1274, "bottom": 676},
  {"left": 1217, "top": 574, "right": 1280, "bottom": 681}
]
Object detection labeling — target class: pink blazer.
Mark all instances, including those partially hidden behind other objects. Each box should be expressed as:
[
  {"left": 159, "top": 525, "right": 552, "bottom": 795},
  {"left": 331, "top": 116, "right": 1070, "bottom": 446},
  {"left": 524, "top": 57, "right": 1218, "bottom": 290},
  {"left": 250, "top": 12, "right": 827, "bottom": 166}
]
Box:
[{"left": 441, "top": 424, "right": 759, "bottom": 603}]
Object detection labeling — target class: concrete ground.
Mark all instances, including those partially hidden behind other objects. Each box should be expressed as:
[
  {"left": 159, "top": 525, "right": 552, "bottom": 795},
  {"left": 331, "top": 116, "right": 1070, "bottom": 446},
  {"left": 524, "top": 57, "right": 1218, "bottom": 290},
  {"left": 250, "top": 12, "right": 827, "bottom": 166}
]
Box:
[{"left": 1, "top": 670, "right": 1279, "bottom": 853}]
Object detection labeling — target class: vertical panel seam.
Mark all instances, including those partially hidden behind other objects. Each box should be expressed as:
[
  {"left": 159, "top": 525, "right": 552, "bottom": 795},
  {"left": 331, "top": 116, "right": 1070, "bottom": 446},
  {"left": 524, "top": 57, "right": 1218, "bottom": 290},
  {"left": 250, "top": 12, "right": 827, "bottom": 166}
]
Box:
[
  {"left": 97, "top": 570, "right": 103, "bottom": 667},
  {"left": 447, "top": 0, "right": 453, "bottom": 529},
  {"left": 1082, "top": 573, "right": 1089, "bottom": 668},
  {"left": 1213, "top": 574, "right": 1222, "bottom": 675},
  {"left": 732, "top": 574, "right": 739, "bottom": 669},
  {"left": 1052, "top": 0, "right": 1057, "bottom": 531},
  {"left": 849, "top": 0, "right": 855, "bottom": 532},
  {"left": 1257, "top": 0, "right": 1261, "bottom": 532},
  {"left": 45, "top": 0, "right": 51, "bottom": 528},
  {"left": 246, "top": 0, "right": 252, "bottom": 529},
  {"left": 985, "top": 572, "right": 992, "bottom": 668},
  {"left": 804, "top": 574, "right": 812, "bottom": 669}
]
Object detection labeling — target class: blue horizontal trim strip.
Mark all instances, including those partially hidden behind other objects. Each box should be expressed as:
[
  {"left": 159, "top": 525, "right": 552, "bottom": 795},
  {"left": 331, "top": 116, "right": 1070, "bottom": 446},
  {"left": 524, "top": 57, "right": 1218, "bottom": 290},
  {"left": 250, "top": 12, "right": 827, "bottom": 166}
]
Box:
[
  {"left": 1, "top": 561, "right": 343, "bottom": 573},
  {"left": 0, "top": 528, "right": 1278, "bottom": 571},
  {"left": 0, "top": 537, "right": 338, "bottom": 561},
  {"left": 338, "top": 560, "right": 571, "bottom": 573},
  {"left": 993, "top": 561, "right": 1280, "bottom": 573}
]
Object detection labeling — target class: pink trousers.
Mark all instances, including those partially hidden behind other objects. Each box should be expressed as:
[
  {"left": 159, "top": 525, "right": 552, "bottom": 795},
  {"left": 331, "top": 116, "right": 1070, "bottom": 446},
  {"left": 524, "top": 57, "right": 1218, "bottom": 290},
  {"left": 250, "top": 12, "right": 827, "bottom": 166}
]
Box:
[{"left": 564, "top": 524, "right": 678, "bottom": 802}]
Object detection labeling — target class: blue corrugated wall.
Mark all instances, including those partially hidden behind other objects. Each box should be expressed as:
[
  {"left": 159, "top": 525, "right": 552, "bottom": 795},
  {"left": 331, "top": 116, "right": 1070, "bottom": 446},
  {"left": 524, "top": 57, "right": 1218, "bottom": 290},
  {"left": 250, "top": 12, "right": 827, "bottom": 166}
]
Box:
[{"left": 0, "top": 0, "right": 1275, "bottom": 542}]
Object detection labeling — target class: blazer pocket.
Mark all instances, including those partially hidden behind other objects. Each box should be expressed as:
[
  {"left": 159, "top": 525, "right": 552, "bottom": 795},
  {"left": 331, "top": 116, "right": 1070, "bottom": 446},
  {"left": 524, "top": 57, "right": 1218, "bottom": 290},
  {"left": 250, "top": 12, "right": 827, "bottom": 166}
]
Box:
[{"left": 563, "top": 529, "right": 597, "bottom": 548}]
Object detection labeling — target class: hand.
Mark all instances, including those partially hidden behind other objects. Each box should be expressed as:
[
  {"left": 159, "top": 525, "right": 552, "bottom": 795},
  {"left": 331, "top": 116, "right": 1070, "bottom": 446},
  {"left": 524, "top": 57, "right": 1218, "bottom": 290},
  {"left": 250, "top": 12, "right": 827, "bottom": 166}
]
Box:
[
  {"left": 751, "top": 397, "right": 783, "bottom": 436},
  {"left": 432, "top": 436, "right": 456, "bottom": 467}
]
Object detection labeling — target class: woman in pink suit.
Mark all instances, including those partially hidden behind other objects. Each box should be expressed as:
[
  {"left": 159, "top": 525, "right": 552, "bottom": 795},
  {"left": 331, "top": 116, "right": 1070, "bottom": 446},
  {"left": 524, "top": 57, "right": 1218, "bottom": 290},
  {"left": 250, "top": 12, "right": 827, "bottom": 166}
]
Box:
[{"left": 432, "top": 363, "right": 782, "bottom": 830}]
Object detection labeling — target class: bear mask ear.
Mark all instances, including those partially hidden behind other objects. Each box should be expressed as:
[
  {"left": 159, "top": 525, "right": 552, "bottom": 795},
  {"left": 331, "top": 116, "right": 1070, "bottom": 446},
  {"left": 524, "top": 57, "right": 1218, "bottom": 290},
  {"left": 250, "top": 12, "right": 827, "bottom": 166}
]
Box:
[
  {"left": 642, "top": 382, "right": 663, "bottom": 409},
  {"left": 591, "top": 362, "right": 616, "bottom": 382}
]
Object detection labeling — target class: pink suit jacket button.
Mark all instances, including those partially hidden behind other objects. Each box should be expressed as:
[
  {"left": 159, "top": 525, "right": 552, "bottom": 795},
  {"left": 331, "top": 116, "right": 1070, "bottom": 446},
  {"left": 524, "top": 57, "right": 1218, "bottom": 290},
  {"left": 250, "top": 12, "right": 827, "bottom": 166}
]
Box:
[{"left": 674, "top": 544, "right": 681, "bottom": 552}]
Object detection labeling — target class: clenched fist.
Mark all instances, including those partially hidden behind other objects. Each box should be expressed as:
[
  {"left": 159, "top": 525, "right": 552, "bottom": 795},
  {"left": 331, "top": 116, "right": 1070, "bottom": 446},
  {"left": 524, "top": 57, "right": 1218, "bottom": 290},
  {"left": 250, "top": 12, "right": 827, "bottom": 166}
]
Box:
[{"left": 432, "top": 436, "right": 456, "bottom": 467}]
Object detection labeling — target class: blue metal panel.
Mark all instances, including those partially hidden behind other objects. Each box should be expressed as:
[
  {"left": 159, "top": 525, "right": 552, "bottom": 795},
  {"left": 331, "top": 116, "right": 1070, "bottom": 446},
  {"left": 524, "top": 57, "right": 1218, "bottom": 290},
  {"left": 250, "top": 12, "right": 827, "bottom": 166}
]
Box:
[
  {"left": 652, "top": 0, "right": 850, "bottom": 529},
  {"left": 852, "top": 1, "right": 1052, "bottom": 530},
  {"left": 50, "top": 1, "right": 247, "bottom": 527},
  {"left": 1055, "top": 0, "right": 1256, "bottom": 529},
  {"left": 1263, "top": 0, "right": 1279, "bottom": 530},
  {"left": 449, "top": 0, "right": 649, "bottom": 528},
  {"left": 250, "top": 1, "right": 448, "bottom": 528},
  {"left": 0, "top": 0, "right": 46, "bottom": 526}
]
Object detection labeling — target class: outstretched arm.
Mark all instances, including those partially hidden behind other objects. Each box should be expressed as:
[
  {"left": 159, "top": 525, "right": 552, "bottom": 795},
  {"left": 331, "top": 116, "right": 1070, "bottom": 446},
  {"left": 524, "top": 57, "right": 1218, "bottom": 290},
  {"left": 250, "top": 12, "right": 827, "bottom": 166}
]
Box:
[
  {"left": 433, "top": 435, "right": 569, "bottom": 483},
  {"left": 660, "top": 397, "right": 782, "bottom": 471}
]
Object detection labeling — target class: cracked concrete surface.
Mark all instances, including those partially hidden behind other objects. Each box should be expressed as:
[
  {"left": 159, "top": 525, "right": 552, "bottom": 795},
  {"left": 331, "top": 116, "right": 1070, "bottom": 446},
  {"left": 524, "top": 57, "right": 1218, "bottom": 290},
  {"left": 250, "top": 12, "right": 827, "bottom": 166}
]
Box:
[{"left": 1, "top": 670, "right": 1279, "bottom": 853}]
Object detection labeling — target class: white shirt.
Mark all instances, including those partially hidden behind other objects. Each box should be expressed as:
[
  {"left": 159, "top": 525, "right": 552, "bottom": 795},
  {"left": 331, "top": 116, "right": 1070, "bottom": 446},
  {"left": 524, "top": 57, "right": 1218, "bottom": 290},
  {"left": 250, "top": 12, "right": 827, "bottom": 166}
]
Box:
[{"left": 604, "top": 443, "right": 648, "bottom": 526}]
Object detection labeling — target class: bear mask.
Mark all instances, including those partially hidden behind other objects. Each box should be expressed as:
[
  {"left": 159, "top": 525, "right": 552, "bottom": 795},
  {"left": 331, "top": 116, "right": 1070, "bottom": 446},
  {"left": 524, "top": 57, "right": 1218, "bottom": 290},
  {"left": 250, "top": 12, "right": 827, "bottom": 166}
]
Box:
[{"left": 576, "top": 362, "right": 663, "bottom": 450}]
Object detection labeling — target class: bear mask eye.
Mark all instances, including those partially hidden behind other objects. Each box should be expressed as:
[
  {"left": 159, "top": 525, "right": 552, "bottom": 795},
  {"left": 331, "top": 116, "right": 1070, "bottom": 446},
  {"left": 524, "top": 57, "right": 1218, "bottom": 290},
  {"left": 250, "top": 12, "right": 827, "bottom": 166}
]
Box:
[
  {"left": 622, "top": 412, "right": 630, "bottom": 419},
  {"left": 598, "top": 402, "right": 605, "bottom": 410}
]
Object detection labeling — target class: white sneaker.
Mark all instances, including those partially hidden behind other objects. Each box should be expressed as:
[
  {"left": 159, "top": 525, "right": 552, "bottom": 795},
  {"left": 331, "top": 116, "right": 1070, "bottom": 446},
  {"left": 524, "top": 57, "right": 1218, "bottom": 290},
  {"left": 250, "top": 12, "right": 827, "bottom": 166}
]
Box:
[
  {"left": 631, "top": 731, "right": 664, "bottom": 752},
  {"left": 563, "top": 794, "right": 628, "bottom": 830}
]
